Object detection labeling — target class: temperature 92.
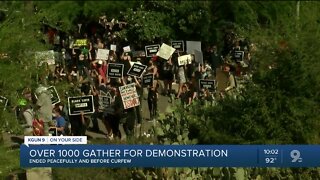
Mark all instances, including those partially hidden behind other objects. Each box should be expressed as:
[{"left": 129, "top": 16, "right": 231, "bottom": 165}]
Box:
[{"left": 265, "top": 157, "right": 277, "bottom": 164}]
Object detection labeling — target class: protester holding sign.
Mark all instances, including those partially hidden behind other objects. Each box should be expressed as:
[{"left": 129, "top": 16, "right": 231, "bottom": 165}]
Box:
[
  {"left": 35, "top": 86, "right": 53, "bottom": 136},
  {"left": 162, "top": 57, "right": 174, "bottom": 96}
]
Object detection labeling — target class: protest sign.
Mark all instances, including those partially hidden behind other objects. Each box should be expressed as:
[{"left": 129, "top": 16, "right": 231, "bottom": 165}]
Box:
[
  {"left": 156, "top": 43, "right": 176, "bottom": 60},
  {"left": 178, "top": 54, "right": 192, "bottom": 66},
  {"left": 47, "top": 86, "right": 60, "bottom": 105},
  {"left": 119, "top": 83, "right": 140, "bottom": 109},
  {"left": 234, "top": 51, "right": 244, "bottom": 62},
  {"left": 34, "top": 86, "right": 60, "bottom": 105},
  {"left": 68, "top": 95, "right": 94, "bottom": 115},
  {"left": 107, "top": 63, "right": 124, "bottom": 78},
  {"left": 35, "top": 50, "right": 55, "bottom": 66},
  {"left": 0, "top": 96, "right": 8, "bottom": 110},
  {"left": 96, "top": 49, "right": 109, "bottom": 60},
  {"left": 145, "top": 44, "right": 160, "bottom": 57},
  {"left": 98, "top": 92, "right": 112, "bottom": 111},
  {"left": 127, "top": 63, "right": 147, "bottom": 78},
  {"left": 171, "top": 40, "right": 185, "bottom": 52},
  {"left": 194, "top": 50, "right": 203, "bottom": 64},
  {"left": 199, "top": 79, "right": 216, "bottom": 92},
  {"left": 110, "top": 44, "right": 117, "bottom": 51},
  {"left": 132, "top": 51, "right": 146, "bottom": 58},
  {"left": 142, "top": 74, "right": 154, "bottom": 87},
  {"left": 186, "top": 41, "right": 201, "bottom": 54},
  {"left": 72, "top": 39, "right": 88, "bottom": 48},
  {"left": 123, "top": 46, "right": 131, "bottom": 53}
]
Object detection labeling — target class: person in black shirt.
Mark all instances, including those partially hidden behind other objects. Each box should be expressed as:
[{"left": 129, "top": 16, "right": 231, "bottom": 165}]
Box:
[{"left": 147, "top": 83, "right": 158, "bottom": 121}]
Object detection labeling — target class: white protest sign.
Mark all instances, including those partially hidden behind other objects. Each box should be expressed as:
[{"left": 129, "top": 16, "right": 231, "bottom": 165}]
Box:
[
  {"left": 119, "top": 83, "right": 140, "bottom": 109},
  {"left": 186, "top": 41, "right": 201, "bottom": 54},
  {"left": 178, "top": 54, "right": 192, "bottom": 66},
  {"left": 96, "top": 49, "right": 110, "bottom": 60},
  {"left": 194, "top": 50, "right": 203, "bottom": 64},
  {"left": 110, "top": 44, "right": 117, "bottom": 51},
  {"left": 24, "top": 136, "right": 87, "bottom": 147},
  {"left": 35, "top": 50, "right": 55, "bottom": 65},
  {"left": 156, "top": 43, "right": 176, "bottom": 60},
  {"left": 123, "top": 46, "right": 131, "bottom": 53}
]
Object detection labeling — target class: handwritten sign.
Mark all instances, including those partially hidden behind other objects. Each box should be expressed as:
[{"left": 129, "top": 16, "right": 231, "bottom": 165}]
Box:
[
  {"left": 142, "top": 74, "right": 154, "bottom": 87},
  {"left": 199, "top": 79, "right": 216, "bottom": 92},
  {"left": 171, "top": 40, "right": 185, "bottom": 52},
  {"left": 96, "top": 49, "right": 109, "bottom": 60},
  {"left": 110, "top": 44, "right": 117, "bottom": 51},
  {"left": 68, "top": 95, "right": 94, "bottom": 115},
  {"left": 123, "top": 46, "right": 131, "bottom": 53},
  {"left": 127, "top": 63, "right": 147, "bottom": 78},
  {"left": 107, "top": 63, "right": 124, "bottom": 78},
  {"left": 119, "top": 83, "right": 140, "bottom": 109},
  {"left": 156, "top": 43, "right": 176, "bottom": 60},
  {"left": 178, "top": 54, "right": 192, "bottom": 66},
  {"left": 145, "top": 44, "right": 160, "bottom": 57}
]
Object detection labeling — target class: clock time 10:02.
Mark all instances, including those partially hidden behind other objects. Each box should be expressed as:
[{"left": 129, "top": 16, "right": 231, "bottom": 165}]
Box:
[{"left": 264, "top": 149, "right": 279, "bottom": 155}]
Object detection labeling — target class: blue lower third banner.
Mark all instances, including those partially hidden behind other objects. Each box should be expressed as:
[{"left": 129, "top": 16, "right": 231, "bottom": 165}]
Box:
[{"left": 20, "top": 145, "right": 320, "bottom": 167}]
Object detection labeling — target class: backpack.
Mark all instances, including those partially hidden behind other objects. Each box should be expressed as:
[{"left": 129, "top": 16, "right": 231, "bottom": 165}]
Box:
[{"left": 32, "top": 118, "right": 44, "bottom": 136}]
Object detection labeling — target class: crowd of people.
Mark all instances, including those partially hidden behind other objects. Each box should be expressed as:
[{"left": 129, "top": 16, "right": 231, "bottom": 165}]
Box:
[{"left": 14, "top": 17, "right": 253, "bottom": 140}]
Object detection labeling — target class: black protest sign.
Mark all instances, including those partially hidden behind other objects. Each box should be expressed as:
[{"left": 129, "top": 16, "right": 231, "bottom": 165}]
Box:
[
  {"left": 142, "top": 74, "right": 154, "bottom": 87},
  {"left": 47, "top": 86, "right": 60, "bottom": 105},
  {"left": 0, "top": 96, "right": 8, "bottom": 110},
  {"left": 234, "top": 51, "right": 244, "bottom": 62},
  {"left": 107, "top": 63, "right": 124, "bottom": 78},
  {"left": 145, "top": 44, "right": 160, "bottom": 57},
  {"left": 68, "top": 95, "right": 94, "bottom": 115},
  {"left": 127, "top": 63, "right": 147, "bottom": 78},
  {"left": 171, "top": 40, "right": 184, "bottom": 52},
  {"left": 99, "top": 92, "right": 112, "bottom": 111},
  {"left": 132, "top": 51, "right": 146, "bottom": 58},
  {"left": 199, "top": 79, "right": 216, "bottom": 92}
]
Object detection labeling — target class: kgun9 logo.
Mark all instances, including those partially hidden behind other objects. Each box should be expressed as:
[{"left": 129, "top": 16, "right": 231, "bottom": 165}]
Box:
[{"left": 290, "top": 150, "right": 302, "bottom": 163}]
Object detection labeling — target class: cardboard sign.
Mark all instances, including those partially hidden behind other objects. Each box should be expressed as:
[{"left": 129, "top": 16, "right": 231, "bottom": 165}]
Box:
[
  {"left": 123, "top": 46, "right": 131, "bottom": 53},
  {"left": 0, "top": 96, "right": 8, "bottom": 110},
  {"left": 107, "top": 63, "right": 124, "bottom": 78},
  {"left": 234, "top": 51, "right": 244, "bottom": 62},
  {"left": 99, "top": 92, "right": 112, "bottom": 111},
  {"left": 47, "top": 86, "right": 60, "bottom": 105},
  {"left": 35, "top": 50, "right": 55, "bottom": 66},
  {"left": 156, "top": 43, "right": 176, "bottom": 60},
  {"left": 186, "top": 41, "right": 201, "bottom": 54},
  {"left": 68, "top": 95, "right": 94, "bottom": 115},
  {"left": 178, "top": 54, "right": 192, "bottom": 66},
  {"left": 73, "top": 39, "right": 88, "bottom": 48},
  {"left": 145, "top": 44, "right": 160, "bottom": 57},
  {"left": 171, "top": 40, "right": 185, "bottom": 52},
  {"left": 132, "top": 51, "right": 146, "bottom": 58},
  {"left": 127, "top": 63, "right": 147, "bottom": 78},
  {"left": 96, "top": 49, "right": 109, "bottom": 60},
  {"left": 119, "top": 83, "right": 140, "bottom": 109},
  {"left": 194, "top": 50, "right": 203, "bottom": 64},
  {"left": 142, "top": 74, "right": 154, "bottom": 87},
  {"left": 199, "top": 79, "right": 216, "bottom": 92},
  {"left": 110, "top": 44, "right": 117, "bottom": 51}
]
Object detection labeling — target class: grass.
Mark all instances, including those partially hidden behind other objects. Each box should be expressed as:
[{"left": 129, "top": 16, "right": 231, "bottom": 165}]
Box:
[{"left": 0, "top": 145, "right": 21, "bottom": 179}]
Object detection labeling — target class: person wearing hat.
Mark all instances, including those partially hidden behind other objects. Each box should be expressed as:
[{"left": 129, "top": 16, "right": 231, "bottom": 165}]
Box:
[{"left": 35, "top": 85, "right": 53, "bottom": 135}]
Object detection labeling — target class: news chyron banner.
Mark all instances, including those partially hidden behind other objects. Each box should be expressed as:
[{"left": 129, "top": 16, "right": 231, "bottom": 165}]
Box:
[{"left": 20, "top": 141, "right": 320, "bottom": 167}]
